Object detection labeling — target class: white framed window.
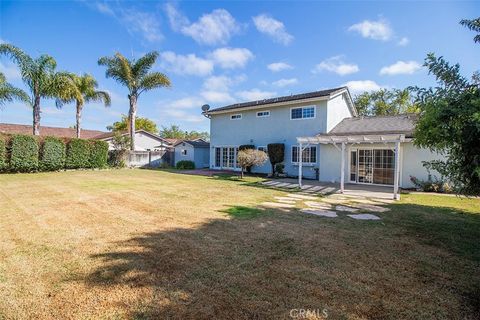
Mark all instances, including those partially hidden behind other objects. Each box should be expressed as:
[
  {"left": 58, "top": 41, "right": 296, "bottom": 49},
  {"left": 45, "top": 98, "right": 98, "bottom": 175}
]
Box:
[
  {"left": 290, "top": 106, "right": 315, "bottom": 120},
  {"left": 181, "top": 149, "right": 187, "bottom": 156},
  {"left": 256, "top": 110, "right": 270, "bottom": 117},
  {"left": 292, "top": 146, "right": 317, "bottom": 163},
  {"left": 230, "top": 114, "right": 242, "bottom": 120}
]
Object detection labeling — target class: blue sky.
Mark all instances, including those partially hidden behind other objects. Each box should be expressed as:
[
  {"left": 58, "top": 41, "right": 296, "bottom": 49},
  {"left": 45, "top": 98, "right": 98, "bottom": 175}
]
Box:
[{"left": 0, "top": 0, "right": 478, "bottom": 133}]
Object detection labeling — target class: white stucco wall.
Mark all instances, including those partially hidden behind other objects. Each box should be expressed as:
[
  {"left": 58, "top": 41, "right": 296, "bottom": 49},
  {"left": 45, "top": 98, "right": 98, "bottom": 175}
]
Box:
[
  {"left": 174, "top": 143, "right": 194, "bottom": 165},
  {"left": 105, "top": 131, "right": 166, "bottom": 151},
  {"left": 326, "top": 93, "right": 354, "bottom": 132},
  {"left": 401, "top": 143, "right": 444, "bottom": 188}
]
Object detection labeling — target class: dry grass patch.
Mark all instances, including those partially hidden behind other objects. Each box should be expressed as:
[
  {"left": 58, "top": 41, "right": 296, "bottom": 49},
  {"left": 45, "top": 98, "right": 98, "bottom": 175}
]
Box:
[{"left": 0, "top": 169, "right": 479, "bottom": 319}]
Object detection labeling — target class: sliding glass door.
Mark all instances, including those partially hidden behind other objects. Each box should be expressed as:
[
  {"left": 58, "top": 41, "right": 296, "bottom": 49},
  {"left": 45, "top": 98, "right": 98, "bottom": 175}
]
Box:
[{"left": 350, "top": 149, "right": 395, "bottom": 185}]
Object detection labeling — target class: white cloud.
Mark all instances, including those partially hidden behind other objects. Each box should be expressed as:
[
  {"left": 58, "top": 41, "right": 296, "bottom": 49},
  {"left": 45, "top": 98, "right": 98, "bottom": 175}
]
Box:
[
  {"left": 236, "top": 89, "right": 277, "bottom": 101},
  {"left": 203, "top": 75, "right": 246, "bottom": 92},
  {"left": 272, "top": 78, "right": 298, "bottom": 87},
  {"left": 165, "top": 5, "right": 240, "bottom": 45},
  {"left": 201, "top": 90, "right": 236, "bottom": 104},
  {"left": 164, "top": 109, "right": 205, "bottom": 123},
  {"left": 380, "top": 60, "right": 421, "bottom": 75},
  {"left": 0, "top": 62, "right": 21, "bottom": 81},
  {"left": 397, "top": 37, "right": 409, "bottom": 46},
  {"left": 91, "top": 3, "right": 162, "bottom": 42},
  {"left": 348, "top": 19, "right": 393, "bottom": 41},
  {"left": 312, "top": 56, "right": 359, "bottom": 76},
  {"left": 159, "top": 51, "right": 214, "bottom": 76},
  {"left": 210, "top": 48, "right": 254, "bottom": 69},
  {"left": 252, "top": 14, "right": 293, "bottom": 45},
  {"left": 343, "top": 80, "right": 382, "bottom": 94},
  {"left": 267, "top": 62, "right": 293, "bottom": 72},
  {"left": 168, "top": 97, "right": 205, "bottom": 109}
]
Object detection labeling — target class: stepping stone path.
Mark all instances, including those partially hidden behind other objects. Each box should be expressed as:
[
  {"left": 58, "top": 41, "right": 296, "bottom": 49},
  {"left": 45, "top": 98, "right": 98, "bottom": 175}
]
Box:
[
  {"left": 335, "top": 205, "right": 359, "bottom": 212},
  {"left": 286, "top": 193, "right": 318, "bottom": 200},
  {"left": 261, "top": 202, "right": 296, "bottom": 208},
  {"left": 348, "top": 214, "right": 381, "bottom": 220},
  {"left": 301, "top": 209, "right": 338, "bottom": 217},
  {"left": 274, "top": 196, "right": 300, "bottom": 202},
  {"left": 350, "top": 199, "right": 381, "bottom": 205},
  {"left": 319, "top": 198, "right": 345, "bottom": 205},
  {"left": 304, "top": 201, "right": 332, "bottom": 209},
  {"left": 353, "top": 204, "right": 391, "bottom": 213}
]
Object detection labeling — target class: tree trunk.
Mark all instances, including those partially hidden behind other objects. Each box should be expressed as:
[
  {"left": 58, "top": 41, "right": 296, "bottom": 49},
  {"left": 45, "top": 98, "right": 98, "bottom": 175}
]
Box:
[
  {"left": 240, "top": 167, "right": 244, "bottom": 179},
  {"left": 129, "top": 95, "right": 137, "bottom": 151},
  {"left": 271, "top": 162, "right": 275, "bottom": 177},
  {"left": 76, "top": 102, "right": 82, "bottom": 139},
  {"left": 33, "top": 95, "right": 40, "bottom": 136}
]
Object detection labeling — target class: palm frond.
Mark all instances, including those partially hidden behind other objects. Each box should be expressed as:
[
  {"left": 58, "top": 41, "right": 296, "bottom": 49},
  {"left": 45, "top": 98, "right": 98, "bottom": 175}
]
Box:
[
  {"left": 98, "top": 53, "right": 134, "bottom": 91},
  {"left": 138, "top": 72, "right": 171, "bottom": 94},
  {"left": 0, "top": 72, "right": 30, "bottom": 107},
  {"left": 51, "top": 72, "right": 84, "bottom": 107},
  {"left": 132, "top": 51, "right": 159, "bottom": 80},
  {"left": 0, "top": 43, "right": 33, "bottom": 78},
  {"left": 86, "top": 90, "right": 111, "bottom": 107}
]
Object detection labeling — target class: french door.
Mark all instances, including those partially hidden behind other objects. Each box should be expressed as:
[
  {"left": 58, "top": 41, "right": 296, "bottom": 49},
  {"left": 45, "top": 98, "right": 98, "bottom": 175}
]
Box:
[
  {"left": 215, "top": 147, "right": 238, "bottom": 169},
  {"left": 350, "top": 149, "right": 395, "bottom": 185}
]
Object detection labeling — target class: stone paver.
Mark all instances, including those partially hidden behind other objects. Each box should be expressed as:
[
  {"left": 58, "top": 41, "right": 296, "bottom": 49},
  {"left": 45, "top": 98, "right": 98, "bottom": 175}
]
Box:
[
  {"left": 349, "top": 199, "right": 381, "bottom": 205},
  {"left": 304, "top": 201, "right": 332, "bottom": 209},
  {"left": 286, "top": 193, "right": 318, "bottom": 200},
  {"left": 319, "top": 198, "right": 346, "bottom": 205},
  {"left": 261, "top": 202, "right": 296, "bottom": 208},
  {"left": 335, "top": 205, "right": 359, "bottom": 212},
  {"left": 353, "top": 204, "right": 391, "bottom": 213},
  {"left": 301, "top": 209, "right": 338, "bottom": 217},
  {"left": 274, "top": 196, "right": 300, "bottom": 202},
  {"left": 348, "top": 213, "right": 381, "bottom": 220},
  {"left": 277, "top": 199, "right": 297, "bottom": 204}
]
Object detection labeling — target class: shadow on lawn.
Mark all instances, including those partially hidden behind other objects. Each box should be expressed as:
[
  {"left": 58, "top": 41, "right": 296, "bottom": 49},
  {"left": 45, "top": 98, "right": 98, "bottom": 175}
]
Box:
[{"left": 85, "top": 202, "right": 480, "bottom": 319}]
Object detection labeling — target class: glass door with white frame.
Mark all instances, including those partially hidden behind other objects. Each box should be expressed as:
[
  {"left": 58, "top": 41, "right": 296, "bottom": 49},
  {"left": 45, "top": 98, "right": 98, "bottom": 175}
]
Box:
[{"left": 358, "top": 149, "right": 374, "bottom": 183}]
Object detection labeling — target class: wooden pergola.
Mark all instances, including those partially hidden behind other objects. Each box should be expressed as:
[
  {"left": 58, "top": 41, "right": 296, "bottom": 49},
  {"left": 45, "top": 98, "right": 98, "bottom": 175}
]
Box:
[{"left": 296, "top": 134, "right": 408, "bottom": 200}]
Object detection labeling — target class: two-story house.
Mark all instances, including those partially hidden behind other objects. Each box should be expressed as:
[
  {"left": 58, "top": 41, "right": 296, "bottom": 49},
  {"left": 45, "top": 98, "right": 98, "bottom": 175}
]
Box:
[{"left": 203, "top": 87, "right": 442, "bottom": 197}]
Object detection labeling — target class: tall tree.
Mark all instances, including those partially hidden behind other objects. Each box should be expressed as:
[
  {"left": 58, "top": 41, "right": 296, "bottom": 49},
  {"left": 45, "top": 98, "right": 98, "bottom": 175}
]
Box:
[
  {"left": 107, "top": 115, "right": 158, "bottom": 134},
  {"left": 0, "top": 72, "right": 29, "bottom": 107},
  {"left": 353, "top": 88, "right": 419, "bottom": 116},
  {"left": 0, "top": 43, "right": 81, "bottom": 135},
  {"left": 98, "top": 52, "right": 170, "bottom": 150},
  {"left": 412, "top": 53, "right": 480, "bottom": 195},
  {"left": 160, "top": 124, "right": 209, "bottom": 141},
  {"left": 57, "top": 74, "right": 111, "bottom": 138},
  {"left": 460, "top": 17, "right": 480, "bottom": 43}
]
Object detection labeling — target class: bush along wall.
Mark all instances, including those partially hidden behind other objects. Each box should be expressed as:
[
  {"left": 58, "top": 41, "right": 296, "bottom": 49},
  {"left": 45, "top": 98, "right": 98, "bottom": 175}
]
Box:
[
  {"left": 40, "top": 137, "right": 66, "bottom": 171},
  {"left": 9, "top": 134, "right": 39, "bottom": 172},
  {"left": 65, "top": 138, "right": 91, "bottom": 169},
  {"left": 0, "top": 137, "right": 6, "bottom": 171},
  {"left": 89, "top": 140, "right": 109, "bottom": 168},
  {"left": 176, "top": 160, "right": 195, "bottom": 170}
]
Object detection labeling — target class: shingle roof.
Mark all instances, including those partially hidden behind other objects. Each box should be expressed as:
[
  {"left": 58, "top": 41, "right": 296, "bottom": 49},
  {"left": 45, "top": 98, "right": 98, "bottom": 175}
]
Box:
[
  {"left": 325, "top": 114, "right": 418, "bottom": 137},
  {"left": 0, "top": 123, "right": 106, "bottom": 139},
  {"left": 175, "top": 140, "right": 210, "bottom": 148},
  {"left": 206, "top": 87, "right": 347, "bottom": 113}
]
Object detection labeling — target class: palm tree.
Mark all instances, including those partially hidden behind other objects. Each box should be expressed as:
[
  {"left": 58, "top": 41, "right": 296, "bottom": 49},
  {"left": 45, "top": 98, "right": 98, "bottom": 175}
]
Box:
[
  {"left": 98, "top": 52, "right": 170, "bottom": 150},
  {"left": 0, "top": 72, "right": 29, "bottom": 107},
  {"left": 58, "top": 74, "right": 111, "bottom": 138},
  {"left": 0, "top": 43, "right": 81, "bottom": 135}
]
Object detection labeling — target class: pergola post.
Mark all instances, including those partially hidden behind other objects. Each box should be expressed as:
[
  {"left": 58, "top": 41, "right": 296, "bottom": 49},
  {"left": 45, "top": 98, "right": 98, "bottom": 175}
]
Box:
[
  {"left": 298, "top": 142, "right": 303, "bottom": 188},
  {"left": 393, "top": 141, "right": 401, "bottom": 200},
  {"left": 340, "top": 142, "right": 345, "bottom": 193}
]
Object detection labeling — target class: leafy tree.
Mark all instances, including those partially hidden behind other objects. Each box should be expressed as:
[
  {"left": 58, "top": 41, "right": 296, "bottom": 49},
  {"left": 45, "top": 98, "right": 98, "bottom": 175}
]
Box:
[
  {"left": 267, "top": 143, "right": 285, "bottom": 176},
  {"left": 108, "top": 115, "right": 158, "bottom": 134},
  {"left": 353, "top": 88, "right": 419, "bottom": 116},
  {"left": 237, "top": 149, "right": 268, "bottom": 178},
  {"left": 57, "top": 74, "right": 110, "bottom": 138},
  {"left": 0, "top": 72, "right": 29, "bottom": 107},
  {"left": 159, "top": 124, "right": 210, "bottom": 141},
  {"left": 0, "top": 43, "right": 81, "bottom": 135},
  {"left": 98, "top": 52, "right": 171, "bottom": 150},
  {"left": 460, "top": 17, "right": 480, "bottom": 43},
  {"left": 412, "top": 53, "right": 480, "bottom": 195}
]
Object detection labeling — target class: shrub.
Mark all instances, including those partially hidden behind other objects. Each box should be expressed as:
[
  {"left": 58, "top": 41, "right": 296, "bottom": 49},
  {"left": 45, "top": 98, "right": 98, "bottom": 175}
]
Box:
[
  {"left": 0, "top": 137, "right": 6, "bottom": 171},
  {"left": 176, "top": 160, "right": 195, "bottom": 170},
  {"left": 40, "top": 137, "right": 66, "bottom": 171},
  {"left": 10, "top": 134, "right": 39, "bottom": 172},
  {"left": 108, "top": 150, "right": 127, "bottom": 168},
  {"left": 267, "top": 143, "right": 285, "bottom": 176},
  {"left": 275, "top": 163, "right": 285, "bottom": 174},
  {"left": 410, "top": 175, "right": 453, "bottom": 193},
  {"left": 237, "top": 149, "right": 268, "bottom": 178},
  {"left": 65, "top": 138, "right": 90, "bottom": 169},
  {"left": 89, "top": 140, "right": 109, "bottom": 168}
]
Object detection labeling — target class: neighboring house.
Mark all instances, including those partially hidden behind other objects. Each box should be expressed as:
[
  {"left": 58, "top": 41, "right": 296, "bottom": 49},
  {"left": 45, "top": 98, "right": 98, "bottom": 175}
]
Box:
[
  {"left": 174, "top": 140, "right": 210, "bottom": 168},
  {"left": 203, "top": 87, "right": 443, "bottom": 196},
  {"left": 0, "top": 123, "right": 106, "bottom": 138},
  {"left": 96, "top": 130, "right": 172, "bottom": 151}
]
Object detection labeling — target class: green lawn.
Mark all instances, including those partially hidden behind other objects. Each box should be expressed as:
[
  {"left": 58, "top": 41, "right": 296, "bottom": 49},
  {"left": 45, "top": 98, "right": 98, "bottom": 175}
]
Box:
[{"left": 0, "top": 169, "right": 479, "bottom": 319}]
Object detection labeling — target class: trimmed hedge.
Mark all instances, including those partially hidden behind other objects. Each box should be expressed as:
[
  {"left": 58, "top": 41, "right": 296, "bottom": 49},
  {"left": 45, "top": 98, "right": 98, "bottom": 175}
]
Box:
[
  {"left": 0, "top": 137, "right": 6, "bottom": 171},
  {"left": 267, "top": 143, "right": 285, "bottom": 176},
  {"left": 40, "top": 137, "right": 66, "bottom": 171},
  {"left": 176, "top": 160, "right": 195, "bottom": 170},
  {"left": 65, "top": 138, "right": 91, "bottom": 169},
  {"left": 10, "top": 134, "right": 39, "bottom": 172},
  {"left": 90, "top": 140, "right": 109, "bottom": 168}
]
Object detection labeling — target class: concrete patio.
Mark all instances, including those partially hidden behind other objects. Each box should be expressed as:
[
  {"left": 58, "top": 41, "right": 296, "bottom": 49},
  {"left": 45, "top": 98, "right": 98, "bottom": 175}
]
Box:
[{"left": 261, "top": 178, "right": 396, "bottom": 200}]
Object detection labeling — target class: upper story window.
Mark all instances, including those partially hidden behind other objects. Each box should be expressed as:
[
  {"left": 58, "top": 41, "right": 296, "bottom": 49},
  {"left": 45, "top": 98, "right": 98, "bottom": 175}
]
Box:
[
  {"left": 291, "top": 106, "right": 315, "bottom": 120},
  {"left": 230, "top": 114, "right": 242, "bottom": 120},
  {"left": 256, "top": 110, "right": 270, "bottom": 117},
  {"left": 292, "top": 146, "right": 317, "bottom": 163}
]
